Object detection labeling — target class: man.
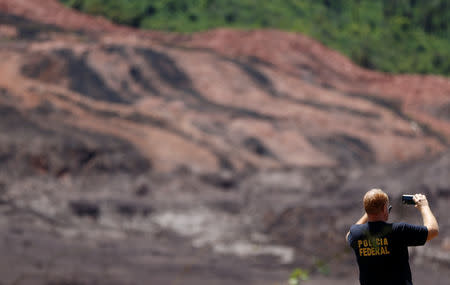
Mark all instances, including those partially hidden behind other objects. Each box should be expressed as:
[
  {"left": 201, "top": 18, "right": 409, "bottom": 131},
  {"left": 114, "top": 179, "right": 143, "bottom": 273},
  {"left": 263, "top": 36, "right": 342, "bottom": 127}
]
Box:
[{"left": 346, "top": 189, "right": 439, "bottom": 285}]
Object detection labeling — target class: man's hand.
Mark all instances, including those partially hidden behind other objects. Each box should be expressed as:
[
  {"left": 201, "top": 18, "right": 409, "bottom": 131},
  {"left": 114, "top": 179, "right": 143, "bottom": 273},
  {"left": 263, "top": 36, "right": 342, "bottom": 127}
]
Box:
[
  {"left": 413, "top": 193, "right": 429, "bottom": 209},
  {"left": 414, "top": 194, "right": 439, "bottom": 241}
]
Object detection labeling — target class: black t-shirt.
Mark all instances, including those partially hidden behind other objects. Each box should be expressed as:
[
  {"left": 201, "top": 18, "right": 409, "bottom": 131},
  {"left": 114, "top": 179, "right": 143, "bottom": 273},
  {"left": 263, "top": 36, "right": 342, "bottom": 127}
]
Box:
[{"left": 348, "top": 221, "right": 428, "bottom": 285}]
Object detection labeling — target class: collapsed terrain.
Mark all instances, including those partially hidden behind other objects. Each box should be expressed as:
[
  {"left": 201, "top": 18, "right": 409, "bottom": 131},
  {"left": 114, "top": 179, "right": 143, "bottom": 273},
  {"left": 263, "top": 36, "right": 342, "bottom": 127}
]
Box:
[{"left": 0, "top": 1, "right": 449, "bottom": 284}]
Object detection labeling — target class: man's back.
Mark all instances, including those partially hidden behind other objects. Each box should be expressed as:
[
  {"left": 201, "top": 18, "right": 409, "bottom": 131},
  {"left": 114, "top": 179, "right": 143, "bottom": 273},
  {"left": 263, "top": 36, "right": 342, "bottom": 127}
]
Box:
[
  {"left": 346, "top": 191, "right": 438, "bottom": 285},
  {"left": 348, "top": 221, "right": 428, "bottom": 285}
]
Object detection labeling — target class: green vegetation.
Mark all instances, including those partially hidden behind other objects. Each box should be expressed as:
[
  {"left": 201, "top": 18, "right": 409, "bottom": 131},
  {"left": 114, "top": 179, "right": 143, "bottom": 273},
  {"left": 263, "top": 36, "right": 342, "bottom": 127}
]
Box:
[
  {"left": 60, "top": 0, "right": 450, "bottom": 76},
  {"left": 288, "top": 268, "right": 309, "bottom": 285},
  {"left": 288, "top": 259, "right": 331, "bottom": 284}
]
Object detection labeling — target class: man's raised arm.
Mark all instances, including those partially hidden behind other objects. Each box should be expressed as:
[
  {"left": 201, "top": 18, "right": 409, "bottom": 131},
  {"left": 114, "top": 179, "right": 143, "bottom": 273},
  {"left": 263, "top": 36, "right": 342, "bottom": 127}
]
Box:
[{"left": 414, "top": 194, "right": 439, "bottom": 241}]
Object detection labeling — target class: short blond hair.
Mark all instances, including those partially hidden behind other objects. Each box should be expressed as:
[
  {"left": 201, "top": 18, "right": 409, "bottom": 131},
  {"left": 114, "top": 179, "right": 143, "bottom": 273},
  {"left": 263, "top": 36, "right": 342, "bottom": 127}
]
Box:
[{"left": 363, "top": 189, "right": 388, "bottom": 215}]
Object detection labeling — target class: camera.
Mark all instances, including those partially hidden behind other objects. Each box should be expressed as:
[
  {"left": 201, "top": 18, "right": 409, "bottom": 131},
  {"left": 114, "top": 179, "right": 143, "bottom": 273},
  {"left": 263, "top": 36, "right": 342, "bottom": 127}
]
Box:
[{"left": 402, "top": 195, "right": 415, "bottom": 205}]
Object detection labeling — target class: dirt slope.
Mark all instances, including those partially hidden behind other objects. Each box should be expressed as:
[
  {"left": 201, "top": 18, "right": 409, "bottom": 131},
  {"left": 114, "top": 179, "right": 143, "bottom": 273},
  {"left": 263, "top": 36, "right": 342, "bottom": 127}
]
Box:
[{"left": 0, "top": 1, "right": 449, "bottom": 284}]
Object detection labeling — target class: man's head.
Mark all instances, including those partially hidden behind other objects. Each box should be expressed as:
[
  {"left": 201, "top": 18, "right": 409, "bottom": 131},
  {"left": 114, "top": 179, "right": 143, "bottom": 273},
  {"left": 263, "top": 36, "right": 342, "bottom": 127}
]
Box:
[{"left": 364, "top": 188, "right": 390, "bottom": 221}]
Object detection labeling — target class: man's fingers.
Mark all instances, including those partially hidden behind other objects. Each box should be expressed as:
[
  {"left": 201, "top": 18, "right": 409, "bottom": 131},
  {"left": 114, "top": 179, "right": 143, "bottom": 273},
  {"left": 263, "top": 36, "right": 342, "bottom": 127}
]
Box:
[
  {"left": 413, "top": 194, "right": 428, "bottom": 208},
  {"left": 413, "top": 194, "right": 421, "bottom": 203}
]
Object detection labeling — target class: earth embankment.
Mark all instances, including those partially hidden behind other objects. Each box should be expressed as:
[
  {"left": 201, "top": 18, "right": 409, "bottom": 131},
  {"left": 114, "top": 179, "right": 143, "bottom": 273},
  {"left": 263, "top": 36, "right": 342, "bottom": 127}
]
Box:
[{"left": 0, "top": 1, "right": 449, "bottom": 284}]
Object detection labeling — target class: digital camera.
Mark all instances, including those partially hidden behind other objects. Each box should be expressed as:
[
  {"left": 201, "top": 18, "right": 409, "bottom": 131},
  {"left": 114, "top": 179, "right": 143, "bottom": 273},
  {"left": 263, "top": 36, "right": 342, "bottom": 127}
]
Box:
[{"left": 402, "top": 195, "right": 415, "bottom": 205}]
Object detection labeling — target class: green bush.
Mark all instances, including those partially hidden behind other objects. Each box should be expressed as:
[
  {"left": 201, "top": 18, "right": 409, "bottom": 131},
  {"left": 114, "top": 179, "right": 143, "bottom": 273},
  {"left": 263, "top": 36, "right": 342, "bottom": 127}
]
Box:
[
  {"left": 60, "top": 0, "right": 450, "bottom": 76},
  {"left": 288, "top": 268, "right": 309, "bottom": 285}
]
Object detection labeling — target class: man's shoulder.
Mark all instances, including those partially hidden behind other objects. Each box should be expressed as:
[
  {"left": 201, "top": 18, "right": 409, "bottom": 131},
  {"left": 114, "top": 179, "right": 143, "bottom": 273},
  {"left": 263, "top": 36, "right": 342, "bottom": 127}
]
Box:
[
  {"left": 349, "top": 223, "right": 368, "bottom": 235},
  {"left": 392, "top": 222, "right": 428, "bottom": 234},
  {"left": 391, "top": 222, "right": 428, "bottom": 246},
  {"left": 392, "top": 222, "right": 408, "bottom": 227},
  {"left": 392, "top": 222, "right": 424, "bottom": 230},
  {"left": 350, "top": 223, "right": 366, "bottom": 230},
  {"left": 348, "top": 224, "right": 363, "bottom": 245}
]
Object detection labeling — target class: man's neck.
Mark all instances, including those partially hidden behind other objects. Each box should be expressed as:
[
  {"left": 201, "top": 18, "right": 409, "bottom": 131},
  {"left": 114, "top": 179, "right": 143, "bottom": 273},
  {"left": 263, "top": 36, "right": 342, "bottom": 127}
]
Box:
[{"left": 367, "top": 215, "right": 386, "bottom": 222}]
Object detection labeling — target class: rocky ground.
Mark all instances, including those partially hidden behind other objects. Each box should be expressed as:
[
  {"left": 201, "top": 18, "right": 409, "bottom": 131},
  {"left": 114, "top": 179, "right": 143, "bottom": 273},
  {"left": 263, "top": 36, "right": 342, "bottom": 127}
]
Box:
[{"left": 0, "top": 1, "right": 449, "bottom": 284}]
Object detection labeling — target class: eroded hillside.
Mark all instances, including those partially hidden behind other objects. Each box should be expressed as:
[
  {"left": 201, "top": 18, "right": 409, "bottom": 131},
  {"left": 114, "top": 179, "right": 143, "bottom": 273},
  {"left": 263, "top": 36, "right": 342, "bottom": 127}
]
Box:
[{"left": 0, "top": 1, "right": 449, "bottom": 284}]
